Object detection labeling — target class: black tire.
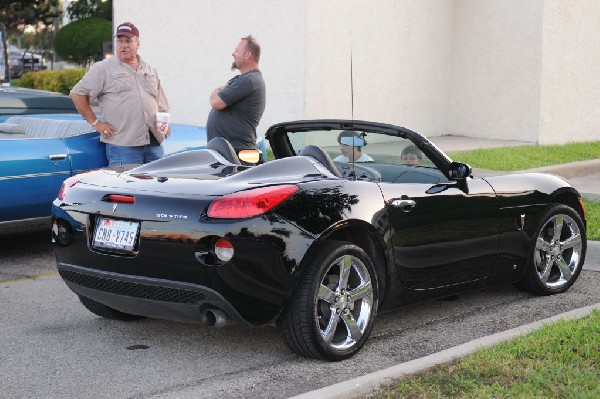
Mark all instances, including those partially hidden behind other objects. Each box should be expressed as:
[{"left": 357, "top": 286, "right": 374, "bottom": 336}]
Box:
[
  {"left": 78, "top": 295, "right": 145, "bottom": 321},
  {"left": 276, "top": 241, "right": 378, "bottom": 361},
  {"left": 515, "top": 204, "right": 586, "bottom": 295}
]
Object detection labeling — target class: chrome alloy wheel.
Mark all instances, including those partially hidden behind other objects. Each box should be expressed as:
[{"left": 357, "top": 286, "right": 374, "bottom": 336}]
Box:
[
  {"left": 534, "top": 213, "right": 583, "bottom": 290},
  {"left": 316, "top": 253, "right": 374, "bottom": 351}
]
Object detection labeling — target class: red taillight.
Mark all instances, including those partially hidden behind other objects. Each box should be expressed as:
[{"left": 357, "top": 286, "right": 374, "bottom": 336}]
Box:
[
  {"left": 207, "top": 185, "right": 298, "bottom": 219},
  {"left": 106, "top": 194, "right": 135, "bottom": 204},
  {"left": 58, "top": 170, "right": 99, "bottom": 200},
  {"left": 58, "top": 173, "right": 87, "bottom": 200}
]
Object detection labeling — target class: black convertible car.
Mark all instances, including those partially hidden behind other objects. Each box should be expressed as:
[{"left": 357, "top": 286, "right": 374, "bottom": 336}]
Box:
[{"left": 51, "top": 119, "right": 587, "bottom": 361}]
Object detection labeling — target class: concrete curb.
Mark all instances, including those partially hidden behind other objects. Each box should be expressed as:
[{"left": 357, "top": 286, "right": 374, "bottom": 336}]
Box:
[
  {"left": 586, "top": 241, "right": 600, "bottom": 272},
  {"left": 290, "top": 303, "right": 600, "bottom": 399},
  {"left": 583, "top": 193, "right": 600, "bottom": 201}
]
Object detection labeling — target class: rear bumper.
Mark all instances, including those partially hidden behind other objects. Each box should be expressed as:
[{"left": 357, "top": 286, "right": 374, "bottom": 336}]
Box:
[{"left": 57, "top": 263, "right": 254, "bottom": 327}]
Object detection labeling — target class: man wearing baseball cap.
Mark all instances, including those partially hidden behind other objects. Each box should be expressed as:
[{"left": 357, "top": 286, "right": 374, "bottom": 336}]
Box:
[{"left": 70, "top": 22, "right": 171, "bottom": 165}]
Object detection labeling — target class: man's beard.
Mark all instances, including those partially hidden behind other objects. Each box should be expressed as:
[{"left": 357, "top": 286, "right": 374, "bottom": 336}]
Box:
[{"left": 231, "top": 61, "right": 238, "bottom": 71}]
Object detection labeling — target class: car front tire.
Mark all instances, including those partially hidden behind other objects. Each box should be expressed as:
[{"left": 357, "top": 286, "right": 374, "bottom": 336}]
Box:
[
  {"left": 515, "top": 204, "right": 586, "bottom": 295},
  {"left": 277, "top": 241, "right": 378, "bottom": 361}
]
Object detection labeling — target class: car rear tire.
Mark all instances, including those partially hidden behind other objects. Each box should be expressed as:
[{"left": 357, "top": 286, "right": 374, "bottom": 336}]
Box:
[
  {"left": 78, "top": 295, "right": 145, "bottom": 321},
  {"left": 515, "top": 204, "right": 586, "bottom": 295},
  {"left": 277, "top": 241, "right": 378, "bottom": 361}
]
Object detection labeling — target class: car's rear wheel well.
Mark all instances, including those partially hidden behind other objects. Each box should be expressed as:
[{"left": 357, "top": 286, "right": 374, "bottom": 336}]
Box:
[{"left": 321, "top": 225, "right": 388, "bottom": 303}]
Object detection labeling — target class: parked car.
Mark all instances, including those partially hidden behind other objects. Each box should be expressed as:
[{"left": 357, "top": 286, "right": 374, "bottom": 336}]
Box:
[
  {"left": 7, "top": 44, "right": 23, "bottom": 79},
  {"left": 51, "top": 119, "right": 587, "bottom": 361},
  {"left": 0, "top": 87, "right": 215, "bottom": 233},
  {"left": 0, "top": 86, "right": 78, "bottom": 118},
  {"left": 7, "top": 45, "right": 46, "bottom": 79},
  {"left": 21, "top": 50, "right": 47, "bottom": 74}
]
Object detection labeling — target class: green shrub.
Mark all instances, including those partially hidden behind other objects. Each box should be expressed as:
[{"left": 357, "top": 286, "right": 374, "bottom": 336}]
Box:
[
  {"left": 19, "top": 69, "right": 88, "bottom": 94},
  {"left": 19, "top": 72, "right": 35, "bottom": 88},
  {"left": 61, "top": 69, "right": 89, "bottom": 92},
  {"left": 54, "top": 18, "right": 112, "bottom": 66}
]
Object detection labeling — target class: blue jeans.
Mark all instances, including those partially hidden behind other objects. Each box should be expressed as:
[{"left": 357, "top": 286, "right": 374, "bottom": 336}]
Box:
[{"left": 105, "top": 135, "right": 164, "bottom": 166}]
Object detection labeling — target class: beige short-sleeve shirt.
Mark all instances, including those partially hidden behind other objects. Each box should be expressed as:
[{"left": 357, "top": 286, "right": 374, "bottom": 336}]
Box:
[{"left": 71, "top": 56, "right": 169, "bottom": 146}]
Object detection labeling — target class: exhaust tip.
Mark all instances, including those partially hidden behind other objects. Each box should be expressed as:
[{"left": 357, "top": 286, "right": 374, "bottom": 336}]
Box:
[{"left": 200, "top": 308, "right": 230, "bottom": 328}]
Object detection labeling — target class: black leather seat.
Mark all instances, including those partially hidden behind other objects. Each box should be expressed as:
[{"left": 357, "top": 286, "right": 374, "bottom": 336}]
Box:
[
  {"left": 206, "top": 137, "right": 242, "bottom": 165},
  {"left": 300, "top": 145, "right": 341, "bottom": 177}
]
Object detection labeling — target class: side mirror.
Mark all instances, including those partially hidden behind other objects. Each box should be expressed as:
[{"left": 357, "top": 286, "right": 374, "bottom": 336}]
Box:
[
  {"left": 448, "top": 162, "right": 472, "bottom": 180},
  {"left": 238, "top": 149, "right": 261, "bottom": 164}
]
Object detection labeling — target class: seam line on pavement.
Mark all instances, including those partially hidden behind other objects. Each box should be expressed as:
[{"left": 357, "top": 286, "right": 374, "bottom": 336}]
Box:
[{"left": 1, "top": 271, "right": 59, "bottom": 284}]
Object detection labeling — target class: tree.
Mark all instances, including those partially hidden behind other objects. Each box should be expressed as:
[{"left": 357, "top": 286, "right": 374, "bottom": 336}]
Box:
[
  {"left": 0, "top": 0, "right": 57, "bottom": 47},
  {"left": 67, "top": 0, "right": 112, "bottom": 21},
  {"left": 54, "top": 18, "right": 111, "bottom": 66}
]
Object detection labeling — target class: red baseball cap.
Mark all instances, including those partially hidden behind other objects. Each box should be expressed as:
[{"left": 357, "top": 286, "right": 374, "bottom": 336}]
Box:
[{"left": 115, "top": 22, "right": 139, "bottom": 38}]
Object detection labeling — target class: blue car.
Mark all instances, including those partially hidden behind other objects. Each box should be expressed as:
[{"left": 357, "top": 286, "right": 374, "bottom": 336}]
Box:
[
  {"left": 0, "top": 87, "right": 210, "bottom": 233},
  {"left": 0, "top": 86, "right": 79, "bottom": 119}
]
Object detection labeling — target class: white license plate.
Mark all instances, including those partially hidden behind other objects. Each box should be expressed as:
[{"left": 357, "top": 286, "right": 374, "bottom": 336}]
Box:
[{"left": 92, "top": 217, "right": 140, "bottom": 252}]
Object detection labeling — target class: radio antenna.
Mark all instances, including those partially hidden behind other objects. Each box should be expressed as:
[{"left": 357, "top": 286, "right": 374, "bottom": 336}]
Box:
[{"left": 350, "top": 31, "right": 354, "bottom": 120}]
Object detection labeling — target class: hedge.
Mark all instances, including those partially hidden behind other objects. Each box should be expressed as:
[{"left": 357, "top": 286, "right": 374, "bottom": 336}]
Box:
[
  {"left": 54, "top": 18, "right": 112, "bottom": 65},
  {"left": 20, "top": 69, "right": 88, "bottom": 94}
]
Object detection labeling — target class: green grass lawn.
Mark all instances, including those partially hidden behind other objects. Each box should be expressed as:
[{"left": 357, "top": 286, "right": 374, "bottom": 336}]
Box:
[
  {"left": 447, "top": 141, "right": 600, "bottom": 171},
  {"left": 584, "top": 199, "right": 600, "bottom": 241},
  {"left": 369, "top": 310, "right": 600, "bottom": 398}
]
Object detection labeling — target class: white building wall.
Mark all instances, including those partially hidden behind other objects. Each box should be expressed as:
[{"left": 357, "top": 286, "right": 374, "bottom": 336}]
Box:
[
  {"left": 305, "top": 0, "right": 453, "bottom": 137},
  {"left": 113, "top": 0, "right": 452, "bottom": 137},
  {"left": 538, "top": 0, "right": 600, "bottom": 144},
  {"left": 450, "top": 0, "right": 544, "bottom": 142},
  {"left": 113, "top": 0, "right": 600, "bottom": 145},
  {"left": 113, "top": 0, "right": 306, "bottom": 136}
]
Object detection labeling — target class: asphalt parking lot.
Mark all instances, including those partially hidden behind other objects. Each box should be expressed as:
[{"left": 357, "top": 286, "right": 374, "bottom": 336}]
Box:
[{"left": 1, "top": 230, "right": 599, "bottom": 398}]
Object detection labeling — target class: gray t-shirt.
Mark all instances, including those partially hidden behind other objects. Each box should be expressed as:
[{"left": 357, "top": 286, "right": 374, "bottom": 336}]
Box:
[{"left": 207, "top": 69, "right": 266, "bottom": 151}]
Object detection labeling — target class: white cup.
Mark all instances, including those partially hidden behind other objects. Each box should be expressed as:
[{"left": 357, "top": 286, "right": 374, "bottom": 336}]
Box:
[{"left": 155, "top": 112, "right": 170, "bottom": 135}]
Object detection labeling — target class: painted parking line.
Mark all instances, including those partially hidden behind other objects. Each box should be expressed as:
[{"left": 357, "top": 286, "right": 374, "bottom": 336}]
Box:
[{"left": 1, "top": 271, "right": 59, "bottom": 284}]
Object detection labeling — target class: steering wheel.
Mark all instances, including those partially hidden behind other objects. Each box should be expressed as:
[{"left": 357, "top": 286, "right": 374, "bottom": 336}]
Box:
[{"left": 333, "top": 162, "right": 381, "bottom": 181}]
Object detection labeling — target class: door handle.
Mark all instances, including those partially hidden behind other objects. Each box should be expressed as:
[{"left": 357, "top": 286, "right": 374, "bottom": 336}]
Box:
[
  {"left": 390, "top": 199, "right": 416, "bottom": 212},
  {"left": 49, "top": 154, "right": 67, "bottom": 160}
]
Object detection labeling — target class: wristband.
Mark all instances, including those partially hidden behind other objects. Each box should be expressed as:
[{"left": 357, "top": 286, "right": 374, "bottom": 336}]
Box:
[{"left": 92, "top": 119, "right": 100, "bottom": 126}]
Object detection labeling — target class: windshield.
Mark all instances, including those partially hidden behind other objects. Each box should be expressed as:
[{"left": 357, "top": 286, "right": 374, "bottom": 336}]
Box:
[{"left": 286, "top": 128, "right": 448, "bottom": 184}]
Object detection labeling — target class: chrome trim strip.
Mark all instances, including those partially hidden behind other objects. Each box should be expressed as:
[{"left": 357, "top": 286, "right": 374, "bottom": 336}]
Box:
[{"left": 0, "top": 171, "right": 71, "bottom": 181}]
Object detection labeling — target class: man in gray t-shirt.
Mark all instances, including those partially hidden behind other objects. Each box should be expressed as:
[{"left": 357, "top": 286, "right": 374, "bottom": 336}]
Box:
[{"left": 207, "top": 35, "right": 266, "bottom": 152}]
